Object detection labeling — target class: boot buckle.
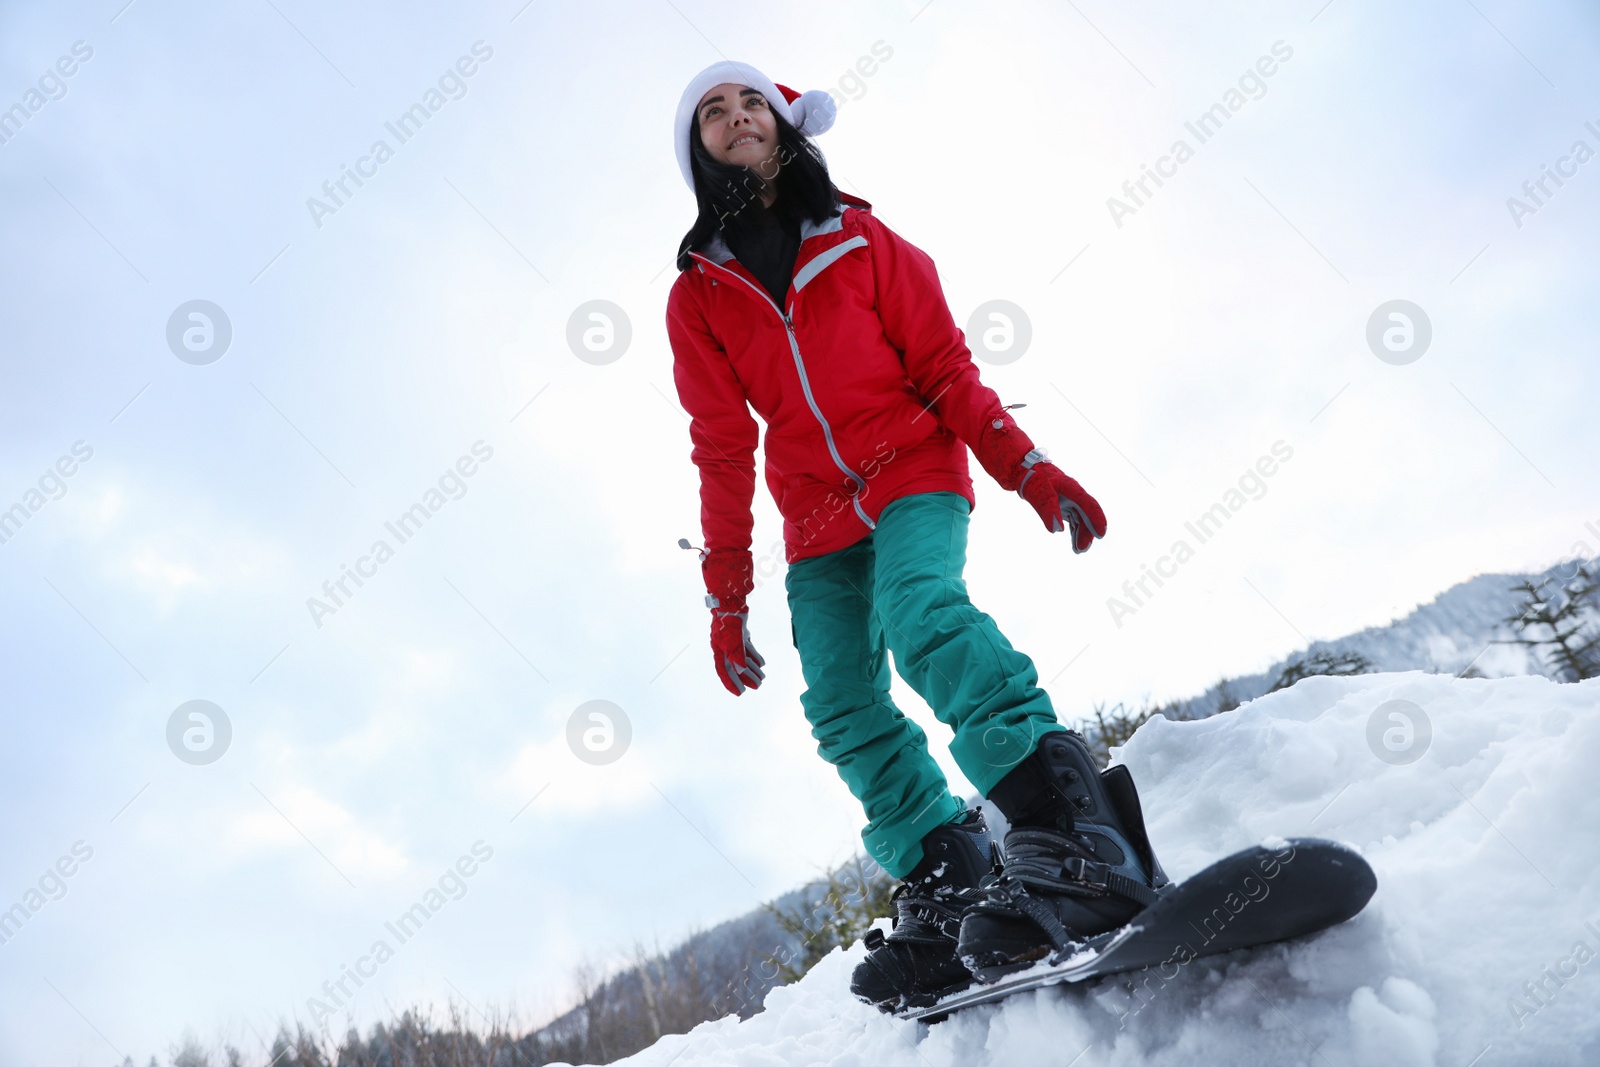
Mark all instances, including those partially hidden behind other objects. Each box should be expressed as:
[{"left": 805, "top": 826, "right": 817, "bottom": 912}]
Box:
[
  {"left": 1061, "top": 856, "right": 1109, "bottom": 893},
  {"left": 907, "top": 900, "right": 963, "bottom": 939},
  {"left": 864, "top": 927, "right": 887, "bottom": 950},
  {"left": 984, "top": 876, "right": 1023, "bottom": 907}
]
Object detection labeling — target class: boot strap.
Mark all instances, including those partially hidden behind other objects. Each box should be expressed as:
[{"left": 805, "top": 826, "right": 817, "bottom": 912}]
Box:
[
  {"left": 903, "top": 886, "right": 987, "bottom": 940},
  {"left": 878, "top": 887, "right": 982, "bottom": 944},
  {"left": 904, "top": 897, "right": 967, "bottom": 939},
  {"left": 982, "top": 857, "right": 1162, "bottom": 957},
  {"left": 1059, "top": 856, "right": 1162, "bottom": 909},
  {"left": 1001, "top": 830, "right": 1163, "bottom": 910},
  {"left": 1011, "top": 886, "right": 1082, "bottom": 956}
]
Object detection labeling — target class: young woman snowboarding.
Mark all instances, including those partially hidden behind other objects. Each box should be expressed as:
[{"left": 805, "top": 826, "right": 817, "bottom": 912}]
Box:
[{"left": 667, "top": 60, "right": 1168, "bottom": 1012}]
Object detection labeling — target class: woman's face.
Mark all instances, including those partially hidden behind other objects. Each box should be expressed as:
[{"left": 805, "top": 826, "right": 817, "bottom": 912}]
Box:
[{"left": 696, "top": 82, "right": 780, "bottom": 178}]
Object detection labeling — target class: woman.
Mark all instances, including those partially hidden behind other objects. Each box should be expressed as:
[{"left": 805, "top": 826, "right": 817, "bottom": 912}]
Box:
[{"left": 666, "top": 61, "right": 1167, "bottom": 1012}]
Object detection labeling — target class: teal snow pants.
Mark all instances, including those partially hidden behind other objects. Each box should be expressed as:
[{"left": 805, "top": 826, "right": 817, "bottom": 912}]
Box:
[{"left": 784, "top": 490, "right": 1066, "bottom": 879}]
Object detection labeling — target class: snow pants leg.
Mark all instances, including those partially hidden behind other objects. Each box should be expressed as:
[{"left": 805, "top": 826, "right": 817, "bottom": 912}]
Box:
[{"left": 784, "top": 490, "right": 1066, "bottom": 879}]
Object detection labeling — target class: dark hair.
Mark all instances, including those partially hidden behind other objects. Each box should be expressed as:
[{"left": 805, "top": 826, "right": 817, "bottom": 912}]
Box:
[{"left": 675, "top": 102, "right": 842, "bottom": 272}]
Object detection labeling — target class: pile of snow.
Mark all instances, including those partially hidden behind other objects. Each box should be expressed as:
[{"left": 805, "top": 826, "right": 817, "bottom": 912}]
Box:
[{"left": 596, "top": 671, "right": 1600, "bottom": 1067}]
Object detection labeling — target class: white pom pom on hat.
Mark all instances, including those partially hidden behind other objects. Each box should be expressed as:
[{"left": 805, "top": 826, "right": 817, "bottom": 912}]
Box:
[{"left": 674, "top": 60, "right": 837, "bottom": 193}]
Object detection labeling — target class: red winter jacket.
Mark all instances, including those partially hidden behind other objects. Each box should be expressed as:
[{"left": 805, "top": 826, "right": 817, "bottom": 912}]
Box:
[{"left": 667, "top": 193, "right": 1014, "bottom": 565}]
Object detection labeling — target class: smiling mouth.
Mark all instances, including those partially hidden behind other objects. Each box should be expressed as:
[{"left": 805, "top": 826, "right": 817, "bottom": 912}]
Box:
[{"left": 729, "top": 134, "right": 761, "bottom": 149}]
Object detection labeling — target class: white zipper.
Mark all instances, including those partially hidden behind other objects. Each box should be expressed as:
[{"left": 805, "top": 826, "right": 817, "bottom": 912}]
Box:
[{"left": 689, "top": 250, "right": 876, "bottom": 532}]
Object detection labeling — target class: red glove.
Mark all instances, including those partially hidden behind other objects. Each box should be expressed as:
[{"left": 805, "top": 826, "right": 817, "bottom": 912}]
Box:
[
  {"left": 1019, "top": 459, "right": 1106, "bottom": 552},
  {"left": 972, "top": 410, "right": 1107, "bottom": 553},
  {"left": 701, "top": 548, "right": 766, "bottom": 695}
]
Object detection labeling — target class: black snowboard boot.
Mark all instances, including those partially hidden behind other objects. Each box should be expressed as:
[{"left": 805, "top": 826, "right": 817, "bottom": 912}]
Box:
[
  {"left": 957, "top": 730, "right": 1169, "bottom": 983},
  {"left": 850, "top": 807, "right": 1001, "bottom": 1013}
]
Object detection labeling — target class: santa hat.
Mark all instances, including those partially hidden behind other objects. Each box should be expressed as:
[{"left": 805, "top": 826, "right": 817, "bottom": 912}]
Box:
[{"left": 674, "top": 60, "right": 837, "bottom": 193}]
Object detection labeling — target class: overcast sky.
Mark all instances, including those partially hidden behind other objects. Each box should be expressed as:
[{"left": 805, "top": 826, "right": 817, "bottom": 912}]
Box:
[{"left": 3, "top": 0, "right": 1598, "bottom": 1063}]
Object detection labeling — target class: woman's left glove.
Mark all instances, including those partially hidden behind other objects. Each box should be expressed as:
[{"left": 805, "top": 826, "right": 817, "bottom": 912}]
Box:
[
  {"left": 702, "top": 548, "right": 766, "bottom": 695},
  {"left": 1018, "top": 458, "right": 1106, "bottom": 553},
  {"left": 973, "top": 410, "right": 1107, "bottom": 553}
]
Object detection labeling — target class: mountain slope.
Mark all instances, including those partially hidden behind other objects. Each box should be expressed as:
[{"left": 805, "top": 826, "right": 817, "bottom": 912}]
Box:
[
  {"left": 603, "top": 670, "right": 1600, "bottom": 1067},
  {"left": 522, "top": 559, "right": 1598, "bottom": 1063},
  {"left": 1162, "top": 558, "right": 1594, "bottom": 720}
]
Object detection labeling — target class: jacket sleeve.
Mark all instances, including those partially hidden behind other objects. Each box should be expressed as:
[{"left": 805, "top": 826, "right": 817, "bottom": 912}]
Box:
[
  {"left": 667, "top": 277, "right": 759, "bottom": 555},
  {"left": 863, "top": 211, "right": 1009, "bottom": 452}
]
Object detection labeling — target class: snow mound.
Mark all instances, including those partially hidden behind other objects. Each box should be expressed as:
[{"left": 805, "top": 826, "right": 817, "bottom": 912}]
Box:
[{"left": 602, "top": 672, "right": 1600, "bottom": 1067}]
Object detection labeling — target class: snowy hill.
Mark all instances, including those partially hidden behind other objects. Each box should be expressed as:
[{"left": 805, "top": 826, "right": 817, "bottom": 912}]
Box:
[
  {"left": 599, "top": 670, "right": 1600, "bottom": 1067},
  {"left": 516, "top": 560, "right": 1599, "bottom": 1062}
]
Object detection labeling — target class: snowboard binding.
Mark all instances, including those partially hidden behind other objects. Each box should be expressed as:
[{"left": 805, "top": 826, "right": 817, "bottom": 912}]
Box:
[
  {"left": 849, "top": 808, "right": 1001, "bottom": 1013},
  {"left": 958, "top": 730, "right": 1170, "bottom": 983}
]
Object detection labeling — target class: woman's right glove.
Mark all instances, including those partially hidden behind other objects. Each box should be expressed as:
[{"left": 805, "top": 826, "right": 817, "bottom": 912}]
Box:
[{"left": 702, "top": 548, "right": 766, "bottom": 696}]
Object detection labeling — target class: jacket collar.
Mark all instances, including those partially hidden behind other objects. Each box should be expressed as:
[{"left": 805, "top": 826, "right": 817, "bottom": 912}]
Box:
[{"left": 699, "top": 192, "right": 871, "bottom": 266}]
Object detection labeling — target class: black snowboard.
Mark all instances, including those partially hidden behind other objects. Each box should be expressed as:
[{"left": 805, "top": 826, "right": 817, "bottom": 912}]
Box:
[{"left": 898, "top": 837, "right": 1376, "bottom": 1022}]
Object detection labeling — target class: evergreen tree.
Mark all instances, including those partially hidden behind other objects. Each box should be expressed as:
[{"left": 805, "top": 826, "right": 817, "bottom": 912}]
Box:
[
  {"left": 761, "top": 855, "right": 894, "bottom": 983},
  {"left": 1269, "top": 649, "right": 1375, "bottom": 692},
  {"left": 1503, "top": 564, "right": 1600, "bottom": 682},
  {"left": 1083, "top": 701, "right": 1157, "bottom": 765}
]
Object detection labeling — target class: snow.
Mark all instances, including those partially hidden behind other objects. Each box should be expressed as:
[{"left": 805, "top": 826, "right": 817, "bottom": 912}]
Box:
[{"left": 590, "top": 671, "right": 1600, "bottom": 1067}]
